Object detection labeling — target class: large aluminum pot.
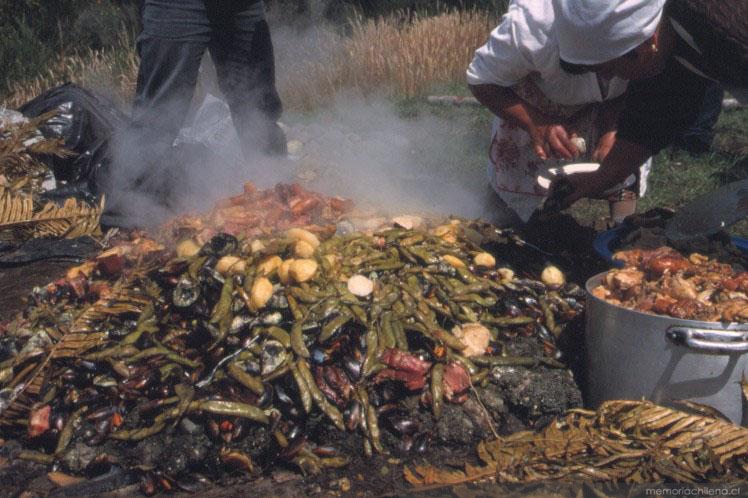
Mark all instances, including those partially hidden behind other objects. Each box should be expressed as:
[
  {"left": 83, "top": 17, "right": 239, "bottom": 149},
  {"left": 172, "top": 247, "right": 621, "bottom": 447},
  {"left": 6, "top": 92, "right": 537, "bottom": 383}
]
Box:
[{"left": 585, "top": 272, "right": 748, "bottom": 425}]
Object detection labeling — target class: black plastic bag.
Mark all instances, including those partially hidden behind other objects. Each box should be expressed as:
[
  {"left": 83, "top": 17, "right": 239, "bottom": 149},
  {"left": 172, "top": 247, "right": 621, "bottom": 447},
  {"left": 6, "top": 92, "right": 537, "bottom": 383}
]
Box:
[{"left": 18, "top": 83, "right": 131, "bottom": 197}]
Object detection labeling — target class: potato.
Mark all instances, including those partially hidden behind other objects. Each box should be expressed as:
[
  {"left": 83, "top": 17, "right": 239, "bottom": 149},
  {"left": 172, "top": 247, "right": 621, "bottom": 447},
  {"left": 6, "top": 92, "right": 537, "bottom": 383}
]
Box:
[
  {"left": 473, "top": 252, "right": 496, "bottom": 269},
  {"left": 294, "top": 240, "right": 315, "bottom": 259},
  {"left": 249, "top": 239, "right": 266, "bottom": 254},
  {"left": 290, "top": 259, "right": 318, "bottom": 283},
  {"left": 216, "top": 256, "right": 246, "bottom": 276},
  {"left": 176, "top": 239, "right": 201, "bottom": 258},
  {"left": 287, "top": 228, "right": 320, "bottom": 249},
  {"left": 257, "top": 255, "right": 282, "bottom": 276},
  {"left": 497, "top": 267, "right": 515, "bottom": 282},
  {"left": 250, "top": 277, "right": 274, "bottom": 309},
  {"left": 541, "top": 265, "right": 565, "bottom": 287},
  {"left": 391, "top": 215, "right": 423, "bottom": 230},
  {"left": 279, "top": 259, "right": 295, "bottom": 285}
]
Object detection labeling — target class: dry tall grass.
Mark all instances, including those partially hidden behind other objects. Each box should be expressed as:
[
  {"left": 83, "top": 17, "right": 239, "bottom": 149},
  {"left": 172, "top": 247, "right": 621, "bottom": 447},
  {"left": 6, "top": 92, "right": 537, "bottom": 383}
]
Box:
[
  {"left": 1, "top": 35, "right": 138, "bottom": 110},
  {"left": 2, "top": 9, "right": 494, "bottom": 112},
  {"left": 280, "top": 10, "right": 494, "bottom": 110}
]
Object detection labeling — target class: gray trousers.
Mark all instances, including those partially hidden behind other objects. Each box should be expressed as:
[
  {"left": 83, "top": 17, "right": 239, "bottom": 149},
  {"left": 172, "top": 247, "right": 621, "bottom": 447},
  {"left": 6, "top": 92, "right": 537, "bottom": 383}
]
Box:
[{"left": 132, "top": 0, "right": 286, "bottom": 157}]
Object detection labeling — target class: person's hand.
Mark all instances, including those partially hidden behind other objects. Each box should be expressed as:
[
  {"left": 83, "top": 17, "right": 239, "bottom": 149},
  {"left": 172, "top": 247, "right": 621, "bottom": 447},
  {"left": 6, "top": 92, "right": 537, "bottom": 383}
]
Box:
[
  {"left": 542, "top": 171, "right": 607, "bottom": 217},
  {"left": 592, "top": 130, "right": 617, "bottom": 162},
  {"left": 530, "top": 123, "right": 580, "bottom": 161}
]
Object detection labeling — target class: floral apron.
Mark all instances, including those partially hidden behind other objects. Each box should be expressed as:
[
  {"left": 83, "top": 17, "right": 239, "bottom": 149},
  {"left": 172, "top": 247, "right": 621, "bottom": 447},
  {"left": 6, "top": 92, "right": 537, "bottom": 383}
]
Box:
[{"left": 487, "top": 79, "right": 652, "bottom": 222}]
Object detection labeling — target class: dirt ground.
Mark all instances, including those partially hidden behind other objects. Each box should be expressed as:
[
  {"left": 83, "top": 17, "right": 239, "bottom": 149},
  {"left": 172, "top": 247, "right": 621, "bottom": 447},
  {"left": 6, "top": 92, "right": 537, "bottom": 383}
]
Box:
[{"left": 0, "top": 262, "right": 72, "bottom": 322}]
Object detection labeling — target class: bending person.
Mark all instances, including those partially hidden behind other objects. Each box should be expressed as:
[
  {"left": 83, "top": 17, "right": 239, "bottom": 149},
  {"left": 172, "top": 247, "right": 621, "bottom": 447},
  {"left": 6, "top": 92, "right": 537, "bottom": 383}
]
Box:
[
  {"left": 551, "top": 0, "right": 747, "bottom": 208},
  {"left": 467, "top": 0, "right": 652, "bottom": 224}
]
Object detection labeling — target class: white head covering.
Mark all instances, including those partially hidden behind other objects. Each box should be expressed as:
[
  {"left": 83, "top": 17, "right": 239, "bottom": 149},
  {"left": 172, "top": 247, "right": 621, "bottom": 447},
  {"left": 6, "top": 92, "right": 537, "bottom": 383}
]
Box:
[{"left": 554, "top": 0, "right": 667, "bottom": 65}]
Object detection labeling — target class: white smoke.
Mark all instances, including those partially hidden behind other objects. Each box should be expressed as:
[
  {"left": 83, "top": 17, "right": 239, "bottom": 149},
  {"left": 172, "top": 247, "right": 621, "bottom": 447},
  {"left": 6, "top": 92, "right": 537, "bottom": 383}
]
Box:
[{"left": 101, "top": 9, "right": 512, "bottom": 229}]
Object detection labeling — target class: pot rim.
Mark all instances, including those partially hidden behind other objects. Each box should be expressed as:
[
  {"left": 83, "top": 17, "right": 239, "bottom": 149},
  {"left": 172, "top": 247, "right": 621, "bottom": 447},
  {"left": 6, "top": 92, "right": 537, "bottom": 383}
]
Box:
[{"left": 585, "top": 271, "right": 748, "bottom": 331}]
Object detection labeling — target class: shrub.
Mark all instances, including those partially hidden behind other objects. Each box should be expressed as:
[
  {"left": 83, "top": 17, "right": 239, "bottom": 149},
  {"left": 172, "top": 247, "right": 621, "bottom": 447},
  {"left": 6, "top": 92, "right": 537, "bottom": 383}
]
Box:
[
  {"left": 69, "top": 0, "right": 139, "bottom": 50},
  {"left": 0, "top": 20, "right": 54, "bottom": 95}
]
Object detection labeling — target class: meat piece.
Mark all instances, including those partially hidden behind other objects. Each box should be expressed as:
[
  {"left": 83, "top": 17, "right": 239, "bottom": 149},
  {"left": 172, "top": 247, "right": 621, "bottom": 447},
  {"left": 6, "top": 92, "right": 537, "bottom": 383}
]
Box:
[
  {"left": 328, "top": 197, "right": 353, "bottom": 212},
  {"left": 591, "top": 285, "right": 611, "bottom": 300},
  {"left": 442, "top": 362, "right": 470, "bottom": 403},
  {"left": 131, "top": 238, "right": 165, "bottom": 257},
  {"left": 612, "top": 248, "right": 645, "bottom": 267},
  {"left": 375, "top": 369, "right": 427, "bottom": 391},
  {"left": 716, "top": 299, "right": 748, "bottom": 322},
  {"left": 652, "top": 295, "right": 678, "bottom": 315},
  {"left": 322, "top": 365, "right": 354, "bottom": 405},
  {"left": 610, "top": 269, "right": 644, "bottom": 290},
  {"left": 96, "top": 250, "right": 125, "bottom": 276},
  {"left": 375, "top": 349, "right": 433, "bottom": 391},
  {"left": 721, "top": 273, "right": 748, "bottom": 292},
  {"left": 243, "top": 181, "right": 257, "bottom": 195},
  {"left": 380, "top": 348, "right": 431, "bottom": 375},
  {"left": 642, "top": 251, "right": 691, "bottom": 276},
  {"left": 28, "top": 405, "right": 51, "bottom": 438},
  {"left": 666, "top": 298, "right": 703, "bottom": 319},
  {"left": 289, "top": 196, "right": 321, "bottom": 216},
  {"left": 634, "top": 296, "right": 655, "bottom": 312},
  {"left": 666, "top": 275, "right": 698, "bottom": 301}
]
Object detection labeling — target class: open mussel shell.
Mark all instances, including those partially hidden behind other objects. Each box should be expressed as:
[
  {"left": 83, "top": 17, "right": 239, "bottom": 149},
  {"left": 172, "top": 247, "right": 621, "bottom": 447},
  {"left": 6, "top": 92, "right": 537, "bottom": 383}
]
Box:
[
  {"left": 173, "top": 277, "right": 200, "bottom": 308},
  {"left": 261, "top": 340, "right": 288, "bottom": 376},
  {"left": 154, "top": 259, "right": 190, "bottom": 281},
  {"left": 199, "top": 233, "right": 239, "bottom": 258}
]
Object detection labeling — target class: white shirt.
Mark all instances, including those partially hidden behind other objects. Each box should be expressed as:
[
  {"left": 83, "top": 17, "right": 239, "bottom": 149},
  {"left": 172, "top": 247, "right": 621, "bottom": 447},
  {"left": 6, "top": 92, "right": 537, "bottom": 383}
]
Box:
[{"left": 466, "top": 0, "right": 628, "bottom": 106}]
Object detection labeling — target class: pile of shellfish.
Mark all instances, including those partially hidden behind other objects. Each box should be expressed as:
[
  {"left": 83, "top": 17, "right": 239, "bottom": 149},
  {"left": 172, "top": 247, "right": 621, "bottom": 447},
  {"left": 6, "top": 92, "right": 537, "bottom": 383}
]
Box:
[{"left": 0, "top": 209, "right": 584, "bottom": 494}]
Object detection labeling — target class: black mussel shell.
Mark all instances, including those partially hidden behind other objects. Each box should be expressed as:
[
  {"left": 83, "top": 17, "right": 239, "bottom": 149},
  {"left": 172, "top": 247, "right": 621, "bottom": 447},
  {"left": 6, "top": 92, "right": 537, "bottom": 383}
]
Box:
[{"left": 199, "top": 233, "right": 238, "bottom": 257}]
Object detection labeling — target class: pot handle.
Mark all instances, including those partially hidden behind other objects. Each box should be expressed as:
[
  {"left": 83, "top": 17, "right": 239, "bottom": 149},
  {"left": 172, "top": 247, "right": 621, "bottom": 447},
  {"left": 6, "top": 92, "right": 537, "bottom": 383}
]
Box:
[{"left": 667, "top": 327, "right": 748, "bottom": 353}]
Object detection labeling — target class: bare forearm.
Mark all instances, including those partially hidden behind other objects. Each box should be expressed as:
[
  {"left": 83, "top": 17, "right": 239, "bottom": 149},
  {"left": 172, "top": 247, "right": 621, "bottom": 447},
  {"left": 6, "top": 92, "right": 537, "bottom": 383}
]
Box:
[
  {"left": 468, "top": 83, "right": 546, "bottom": 133},
  {"left": 469, "top": 83, "right": 580, "bottom": 160}
]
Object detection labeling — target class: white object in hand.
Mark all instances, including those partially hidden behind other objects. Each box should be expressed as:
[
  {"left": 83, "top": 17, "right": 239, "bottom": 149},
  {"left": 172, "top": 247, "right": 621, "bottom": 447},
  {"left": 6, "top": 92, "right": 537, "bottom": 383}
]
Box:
[{"left": 571, "top": 136, "right": 586, "bottom": 154}]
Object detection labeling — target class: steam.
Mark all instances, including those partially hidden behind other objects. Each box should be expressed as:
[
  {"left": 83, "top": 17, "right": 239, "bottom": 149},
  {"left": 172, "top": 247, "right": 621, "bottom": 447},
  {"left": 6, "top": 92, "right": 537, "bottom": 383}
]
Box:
[
  {"left": 284, "top": 93, "right": 500, "bottom": 221},
  {"left": 101, "top": 11, "right": 509, "bottom": 229}
]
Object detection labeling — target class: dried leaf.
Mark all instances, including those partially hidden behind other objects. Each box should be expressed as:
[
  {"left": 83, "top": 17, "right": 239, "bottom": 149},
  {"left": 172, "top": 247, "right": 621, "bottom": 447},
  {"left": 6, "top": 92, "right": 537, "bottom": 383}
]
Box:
[
  {"left": 0, "top": 188, "right": 104, "bottom": 242},
  {"left": 0, "top": 111, "right": 71, "bottom": 194},
  {"left": 405, "top": 400, "right": 748, "bottom": 487},
  {"left": 672, "top": 399, "right": 731, "bottom": 423}
]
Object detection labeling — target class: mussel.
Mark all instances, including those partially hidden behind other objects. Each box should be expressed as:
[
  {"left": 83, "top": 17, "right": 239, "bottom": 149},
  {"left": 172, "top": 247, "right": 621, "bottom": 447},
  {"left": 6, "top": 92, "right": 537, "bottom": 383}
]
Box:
[
  {"left": 261, "top": 340, "right": 289, "bottom": 376},
  {"left": 199, "top": 233, "right": 239, "bottom": 257},
  {"left": 173, "top": 277, "right": 200, "bottom": 308}
]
